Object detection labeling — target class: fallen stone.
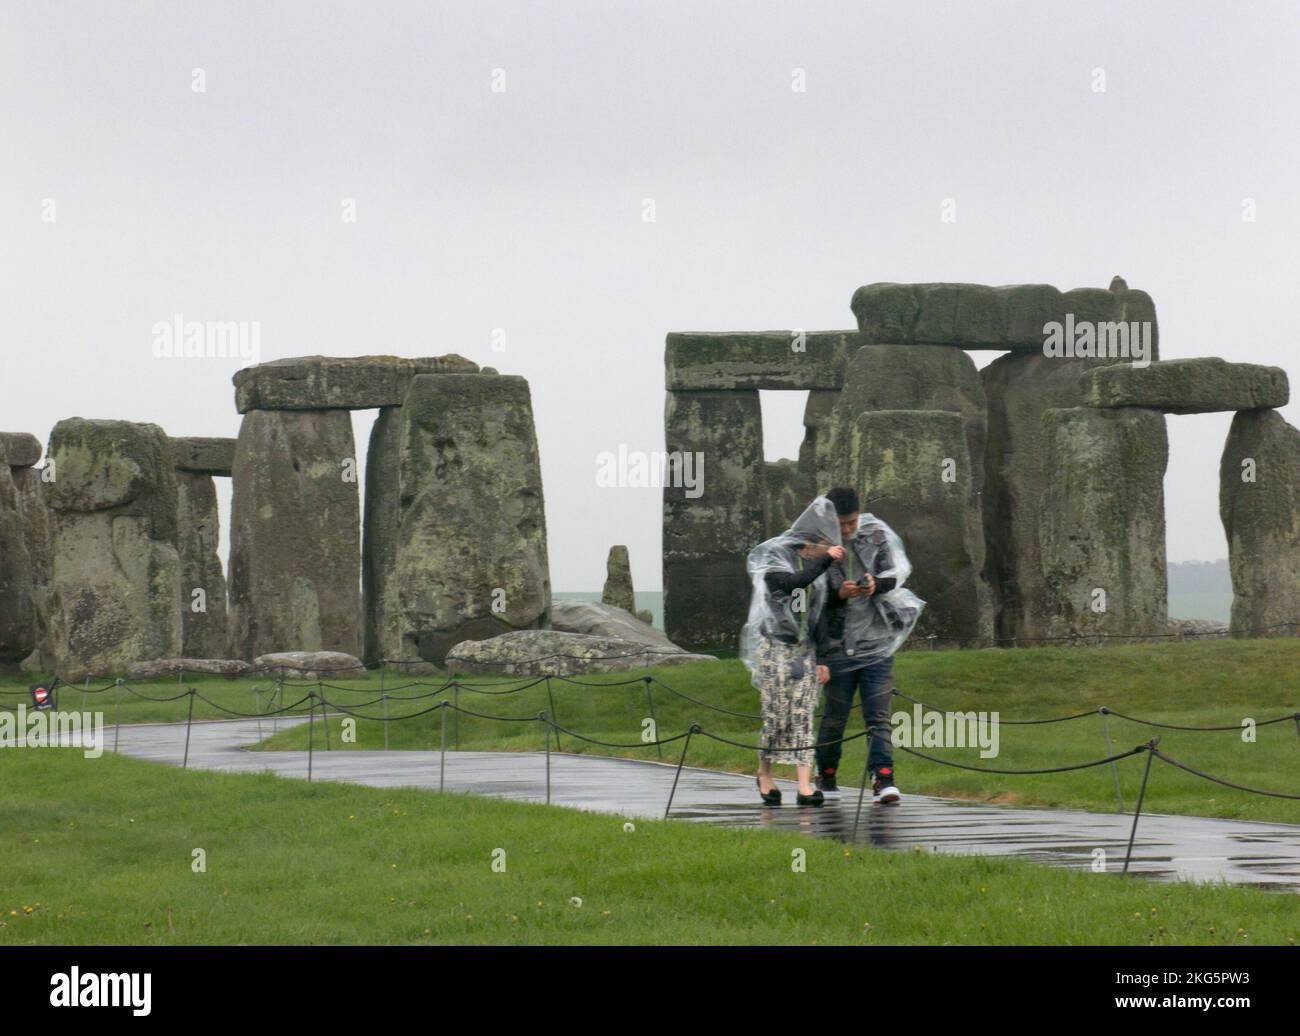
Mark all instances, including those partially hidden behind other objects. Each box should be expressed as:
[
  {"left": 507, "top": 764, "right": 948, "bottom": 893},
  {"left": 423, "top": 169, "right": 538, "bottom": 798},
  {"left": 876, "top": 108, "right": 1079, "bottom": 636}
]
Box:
[
  {"left": 665, "top": 332, "right": 857, "bottom": 390},
  {"left": 1, "top": 432, "right": 42, "bottom": 468},
  {"left": 851, "top": 281, "right": 1159, "bottom": 353},
  {"left": 1219, "top": 409, "right": 1300, "bottom": 638},
  {"left": 171, "top": 436, "right": 236, "bottom": 476},
  {"left": 43, "top": 419, "right": 181, "bottom": 677},
  {"left": 233, "top": 354, "right": 479, "bottom": 413},
  {"left": 551, "top": 599, "right": 703, "bottom": 657},
  {"left": 1038, "top": 407, "right": 1168, "bottom": 641},
  {"left": 228, "top": 409, "right": 361, "bottom": 659},
  {"left": 1082, "top": 358, "right": 1288, "bottom": 413},
  {"left": 446, "top": 630, "right": 715, "bottom": 676},
  {"left": 127, "top": 657, "right": 252, "bottom": 680},
  {"left": 600, "top": 545, "right": 636, "bottom": 614},
  {"left": 252, "top": 651, "right": 367, "bottom": 679},
  {"left": 1167, "top": 618, "right": 1228, "bottom": 639},
  {"left": 636, "top": 609, "right": 655, "bottom": 626}
]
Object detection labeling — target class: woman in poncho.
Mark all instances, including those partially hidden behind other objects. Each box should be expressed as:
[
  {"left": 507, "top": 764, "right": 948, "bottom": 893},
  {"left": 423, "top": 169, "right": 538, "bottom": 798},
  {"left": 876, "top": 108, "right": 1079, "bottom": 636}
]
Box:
[{"left": 738, "top": 496, "right": 844, "bottom": 807}]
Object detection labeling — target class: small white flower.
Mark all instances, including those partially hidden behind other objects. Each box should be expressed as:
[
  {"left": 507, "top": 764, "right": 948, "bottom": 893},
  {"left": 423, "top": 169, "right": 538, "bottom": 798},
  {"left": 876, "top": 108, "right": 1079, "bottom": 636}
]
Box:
[
  {"left": 569, "top": 897, "right": 583, "bottom": 908},
  {"left": 622, "top": 822, "right": 635, "bottom": 834}
]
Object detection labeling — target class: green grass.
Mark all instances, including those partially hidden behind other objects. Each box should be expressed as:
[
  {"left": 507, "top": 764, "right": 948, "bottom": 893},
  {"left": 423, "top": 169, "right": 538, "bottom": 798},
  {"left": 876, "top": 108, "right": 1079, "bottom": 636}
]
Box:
[
  {"left": 1, "top": 749, "right": 1297, "bottom": 945},
  {"left": 225, "top": 639, "right": 1300, "bottom": 825}
]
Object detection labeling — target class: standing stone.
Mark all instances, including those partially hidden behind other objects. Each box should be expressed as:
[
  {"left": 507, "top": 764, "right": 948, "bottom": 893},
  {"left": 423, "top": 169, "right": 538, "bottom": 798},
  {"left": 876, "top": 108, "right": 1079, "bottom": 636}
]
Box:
[
  {"left": 176, "top": 471, "right": 229, "bottom": 658},
  {"left": 228, "top": 410, "right": 360, "bottom": 659},
  {"left": 663, "top": 390, "right": 764, "bottom": 651},
  {"left": 841, "top": 410, "right": 992, "bottom": 645},
  {"left": 1219, "top": 410, "right": 1300, "bottom": 638},
  {"left": 11, "top": 465, "right": 52, "bottom": 671},
  {"left": 0, "top": 461, "right": 35, "bottom": 664},
  {"left": 601, "top": 545, "right": 636, "bottom": 614},
  {"left": 764, "top": 459, "right": 817, "bottom": 539},
  {"left": 42, "top": 419, "right": 181, "bottom": 677},
  {"left": 1038, "top": 408, "right": 1169, "bottom": 641},
  {"left": 828, "top": 344, "right": 987, "bottom": 492},
  {"left": 982, "top": 352, "right": 1149, "bottom": 641},
  {"left": 798, "top": 389, "right": 839, "bottom": 489},
  {"left": 384, "top": 373, "right": 550, "bottom": 664},
  {"left": 361, "top": 406, "right": 402, "bottom": 665}
]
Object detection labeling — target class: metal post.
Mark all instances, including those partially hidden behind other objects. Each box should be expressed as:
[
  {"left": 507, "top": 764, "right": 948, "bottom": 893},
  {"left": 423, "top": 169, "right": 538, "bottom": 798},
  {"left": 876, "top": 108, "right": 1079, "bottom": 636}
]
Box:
[
  {"left": 182, "top": 689, "right": 196, "bottom": 769},
  {"left": 664, "top": 725, "right": 699, "bottom": 820},
  {"left": 542, "top": 712, "right": 551, "bottom": 805},
  {"left": 643, "top": 676, "right": 662, "bottom": 761},
  {"left": 544, "top": 677, "right": 561, "bottom": 752},
  {"left": 1123, "top": 739, "right": 1159, "bottom": 875},
  {"left": 453, "top": 682, "right": 460, "bottom": 750},
  {"left": 439, "top": 700, "right": 448, "bottom": 792},
  {"left": 1293, "top": 712, "right": 1300, "bottom": 745},
  {"left": 319, "top": 682, "right": 331, "bottom": 750},
  {"left": 114, "top": 679, "right": 122, "bottom": 752},
  {"left": 1099, "top": 707, "right": 1124, "bottom": 813},
  {"left": 254, "top": 687, "right": 263, "bottom": 741},
  {"left": 382, "top": 692, "right": 389, "bottom": 751},
  {"left": 852, "top": 750, "right": 873, "bottom": 842},
  {"left": 307, "top": 693, "right": 316, "bottom": 782}
]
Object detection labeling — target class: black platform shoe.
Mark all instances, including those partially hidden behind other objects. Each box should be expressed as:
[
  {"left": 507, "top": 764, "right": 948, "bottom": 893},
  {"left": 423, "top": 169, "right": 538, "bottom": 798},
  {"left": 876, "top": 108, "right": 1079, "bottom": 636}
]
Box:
[
  {"left": 795, "top": 789, "right": 825, "bottom": 807},
  {"left": 756, "top": 777, "right": 782, "bottom": 805}
]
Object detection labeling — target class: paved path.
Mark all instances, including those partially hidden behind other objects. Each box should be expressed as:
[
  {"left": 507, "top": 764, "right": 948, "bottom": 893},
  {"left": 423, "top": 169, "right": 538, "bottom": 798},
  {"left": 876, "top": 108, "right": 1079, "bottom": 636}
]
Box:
[{"left": 109, "top": 718, "right": 1300, "bottom": 891}]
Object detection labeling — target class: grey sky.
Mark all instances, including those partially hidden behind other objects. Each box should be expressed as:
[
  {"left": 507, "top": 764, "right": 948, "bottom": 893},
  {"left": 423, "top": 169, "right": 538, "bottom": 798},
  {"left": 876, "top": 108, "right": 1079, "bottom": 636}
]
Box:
[{"left": 3, "top": 1, "right": 1297, "bottom": 590}]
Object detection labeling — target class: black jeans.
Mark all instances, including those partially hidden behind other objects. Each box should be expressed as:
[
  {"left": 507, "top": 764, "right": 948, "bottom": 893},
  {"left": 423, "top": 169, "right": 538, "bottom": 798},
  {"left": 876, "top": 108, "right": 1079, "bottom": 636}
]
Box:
[{"left": 815, "top": 656, "right": 895, "bottom": 775}]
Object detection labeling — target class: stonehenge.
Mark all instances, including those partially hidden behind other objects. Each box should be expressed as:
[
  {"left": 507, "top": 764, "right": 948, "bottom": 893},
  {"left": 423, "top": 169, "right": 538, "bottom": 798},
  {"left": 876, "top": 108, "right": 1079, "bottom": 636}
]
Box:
[
  {"left": 2, "top": 275, "right": 1295, "bottom": 677},
  {"left": 1, "top": 352, "right": 551, "bottom": 678},
  {"left": 663, "top": 278, "right": 1297, "bottom": 650}
]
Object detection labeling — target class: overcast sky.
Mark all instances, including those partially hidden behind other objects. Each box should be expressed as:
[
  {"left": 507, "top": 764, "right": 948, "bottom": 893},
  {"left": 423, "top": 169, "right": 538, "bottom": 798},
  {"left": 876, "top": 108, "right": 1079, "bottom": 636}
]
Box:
[{"left": 3, "top": 1, "right": 1297, "bottom": 590}]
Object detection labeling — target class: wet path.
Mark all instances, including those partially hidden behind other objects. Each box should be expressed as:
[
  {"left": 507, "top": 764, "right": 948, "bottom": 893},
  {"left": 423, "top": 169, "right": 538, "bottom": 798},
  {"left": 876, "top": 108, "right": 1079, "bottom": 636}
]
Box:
[{"left": 109, "top": 718, "right": 1300, "bottom": 891}]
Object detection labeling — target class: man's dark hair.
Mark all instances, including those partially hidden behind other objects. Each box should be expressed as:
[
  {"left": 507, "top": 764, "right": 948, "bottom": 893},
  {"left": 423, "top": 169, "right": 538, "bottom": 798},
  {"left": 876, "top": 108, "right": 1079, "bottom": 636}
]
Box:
[{"left": 825, "top": 486, "right": 860, "bottom": 516}]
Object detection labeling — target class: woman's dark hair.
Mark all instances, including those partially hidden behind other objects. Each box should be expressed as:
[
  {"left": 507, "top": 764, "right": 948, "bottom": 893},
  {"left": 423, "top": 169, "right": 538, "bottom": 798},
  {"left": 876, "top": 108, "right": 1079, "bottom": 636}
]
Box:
[{"left": 825, "top": 486, "right": 860, "bottom": 516}]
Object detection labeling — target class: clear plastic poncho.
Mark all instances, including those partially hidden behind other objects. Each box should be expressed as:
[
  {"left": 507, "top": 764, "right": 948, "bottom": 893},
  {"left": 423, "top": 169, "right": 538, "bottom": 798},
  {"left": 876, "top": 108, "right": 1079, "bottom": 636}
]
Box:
[
  {"left": 738, "top": 496, "right": 842, "bottom": 682},
  {"left": 836, "top": 512, "right": 925, "bottom": 667}
]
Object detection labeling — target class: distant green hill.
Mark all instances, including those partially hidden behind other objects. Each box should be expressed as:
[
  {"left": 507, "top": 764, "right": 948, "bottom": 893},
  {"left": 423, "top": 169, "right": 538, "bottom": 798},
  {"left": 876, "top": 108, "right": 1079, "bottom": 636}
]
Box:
[{"left": 1167, "top": 559, "right": 1231, "bottom": 621}]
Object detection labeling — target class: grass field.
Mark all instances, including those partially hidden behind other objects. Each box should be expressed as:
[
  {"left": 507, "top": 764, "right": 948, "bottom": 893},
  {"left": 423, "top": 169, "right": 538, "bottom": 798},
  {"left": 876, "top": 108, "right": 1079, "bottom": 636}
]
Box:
[
  {"left": 2, "top": 748, "right": 1298, "bottom": 945},
  {"left": 5, "top": 638, "right": 1299, "bottom": 826}
]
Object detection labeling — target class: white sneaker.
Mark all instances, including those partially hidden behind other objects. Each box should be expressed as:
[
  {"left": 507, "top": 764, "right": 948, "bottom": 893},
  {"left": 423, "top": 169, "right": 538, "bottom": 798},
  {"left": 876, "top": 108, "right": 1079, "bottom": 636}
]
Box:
[{"left": 872, "top": 769, "right": 901, "bottom": 805}]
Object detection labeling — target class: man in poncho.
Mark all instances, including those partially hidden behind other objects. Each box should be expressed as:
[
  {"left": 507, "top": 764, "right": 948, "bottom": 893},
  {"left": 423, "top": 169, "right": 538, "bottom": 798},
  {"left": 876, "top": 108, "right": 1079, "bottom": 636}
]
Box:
[
  {"left": 812, "top": 487, "right": 924, "bottom": 804},
  {"left": 739, "top": 495, "right": 844, "bottom": 807}
]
